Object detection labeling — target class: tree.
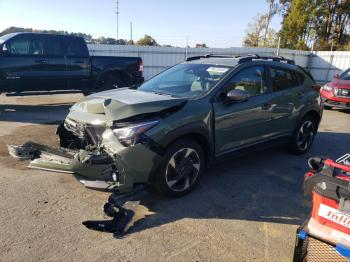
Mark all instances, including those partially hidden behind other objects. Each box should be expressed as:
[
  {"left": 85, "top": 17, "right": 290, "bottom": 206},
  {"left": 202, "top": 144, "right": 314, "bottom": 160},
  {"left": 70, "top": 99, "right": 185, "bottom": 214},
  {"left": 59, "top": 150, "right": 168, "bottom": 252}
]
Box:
[
  {"left": 278, "top": 0, "right": 350, "bottom": 50},
  {"left": 195, "top": 43, "right": 208, "bottom": 48},
  {"left": 279, "top": 0, "right": 316, "bottom": 50},
  {"left": 136, "top": 34, "right": 159, "bottom": 46},
  {"left": 127, "top": 39, "right": 134, "bottom": 45},
  {"left": 242, "top": 13, "right": 268, "bottom": 47},
  {"left": 263, "top": 0, "right": 279, "bottom": 44}
]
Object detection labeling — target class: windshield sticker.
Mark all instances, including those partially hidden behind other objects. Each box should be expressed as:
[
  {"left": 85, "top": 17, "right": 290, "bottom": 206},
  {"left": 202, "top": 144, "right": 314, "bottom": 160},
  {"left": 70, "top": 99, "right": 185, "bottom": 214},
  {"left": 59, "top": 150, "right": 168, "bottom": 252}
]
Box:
[{"left": 206, "top": 67, "right": 229, "bottom": 74}]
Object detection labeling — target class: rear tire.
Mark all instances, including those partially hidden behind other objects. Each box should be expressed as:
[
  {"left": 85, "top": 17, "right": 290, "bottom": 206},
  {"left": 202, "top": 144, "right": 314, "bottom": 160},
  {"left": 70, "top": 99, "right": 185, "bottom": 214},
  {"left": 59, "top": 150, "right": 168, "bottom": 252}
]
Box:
[
  {"left": 289, "top": 115, "right": 317, "bottom": 155},
  {"left": 153, "top": 138, "right": 205, "bottom": 198}
]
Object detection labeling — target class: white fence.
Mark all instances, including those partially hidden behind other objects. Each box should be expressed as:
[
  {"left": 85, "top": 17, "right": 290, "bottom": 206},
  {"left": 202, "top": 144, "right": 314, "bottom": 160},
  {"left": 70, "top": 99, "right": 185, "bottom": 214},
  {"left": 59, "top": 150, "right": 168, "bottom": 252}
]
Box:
[
  {"left": 87, "top": 44, "right": 349, "bottom": 83},
  {"left": 309, "top": 51, "right": 350, "bottom": 83}
]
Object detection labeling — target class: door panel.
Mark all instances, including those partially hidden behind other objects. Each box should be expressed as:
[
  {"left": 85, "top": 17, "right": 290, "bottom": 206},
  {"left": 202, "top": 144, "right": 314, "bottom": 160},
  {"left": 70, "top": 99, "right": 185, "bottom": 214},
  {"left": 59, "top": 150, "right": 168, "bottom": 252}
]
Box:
[
  {"left": 213, "top": 65, "right": 274, "bottom": 156},
  {"left": 43, "top": 35, "right": 68, "bottom": 90},
  {"left": 267, "top": 67, "right": 304, "bottom": 136},
  {"left": 2, "top": 34, "right": 50, "bottom": 91},
  {"left": 63, "top": 37, "right": 90, "bottom": 90},
  {"left": 214, "top": 94, "right": 274, "bottom": 155},
  {"left": 3, "top": 34, "right": 70, "bottom": 91}
]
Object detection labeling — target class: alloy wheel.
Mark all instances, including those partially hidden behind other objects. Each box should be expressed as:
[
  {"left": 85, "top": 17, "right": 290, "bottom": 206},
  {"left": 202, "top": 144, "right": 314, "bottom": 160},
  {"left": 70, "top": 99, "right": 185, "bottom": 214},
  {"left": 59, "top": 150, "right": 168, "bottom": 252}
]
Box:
[
  {"left": 297, "top": 120, "right": 315, "bottom": 151},
  {"left": 165, "top": 148, "right": 200, "bottom": 192}
]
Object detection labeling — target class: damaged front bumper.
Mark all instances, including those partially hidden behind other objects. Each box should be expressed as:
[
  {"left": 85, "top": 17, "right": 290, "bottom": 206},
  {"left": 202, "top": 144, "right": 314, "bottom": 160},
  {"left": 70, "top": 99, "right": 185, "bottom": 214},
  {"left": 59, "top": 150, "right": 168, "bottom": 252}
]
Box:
[{"left": 7, "top": 128, "right": 162, "bottom": 193}]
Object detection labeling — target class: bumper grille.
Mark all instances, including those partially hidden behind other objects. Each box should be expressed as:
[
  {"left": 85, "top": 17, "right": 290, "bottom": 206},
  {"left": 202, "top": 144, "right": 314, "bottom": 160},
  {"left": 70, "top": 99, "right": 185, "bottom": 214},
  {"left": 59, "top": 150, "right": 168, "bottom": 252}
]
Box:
[
  {"left": 335, "top": 88, "right": 350, "bottom": 98},
  {"left": 296, "top": 236, "right": 347, "bottom": 262}
]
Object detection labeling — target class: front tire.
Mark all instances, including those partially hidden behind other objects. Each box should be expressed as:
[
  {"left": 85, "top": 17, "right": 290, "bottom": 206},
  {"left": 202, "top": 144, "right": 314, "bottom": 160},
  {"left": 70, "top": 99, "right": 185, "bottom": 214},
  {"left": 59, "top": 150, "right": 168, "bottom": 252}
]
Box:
[
  {"left": 289, "top": 115, "right": 317, "bottom": 154},
  {"left": 153, "top": 138, "right": 205, "bottom": 198}
]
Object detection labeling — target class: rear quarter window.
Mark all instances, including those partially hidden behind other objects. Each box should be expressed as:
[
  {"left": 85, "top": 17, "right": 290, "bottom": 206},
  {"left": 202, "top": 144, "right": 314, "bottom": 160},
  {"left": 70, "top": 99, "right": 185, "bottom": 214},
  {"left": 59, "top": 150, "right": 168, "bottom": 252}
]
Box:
[{"left": 269, "top": 67, "right": 299, "bottom": 91}]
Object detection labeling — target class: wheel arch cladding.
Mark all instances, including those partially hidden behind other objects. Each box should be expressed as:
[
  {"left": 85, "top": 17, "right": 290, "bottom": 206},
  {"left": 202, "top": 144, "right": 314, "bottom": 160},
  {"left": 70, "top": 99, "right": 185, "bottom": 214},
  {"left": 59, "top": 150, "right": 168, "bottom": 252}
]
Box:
[
  {"left": 147, "top": 131, "right": 212, "bottom": 184},
  {"left": 166, "top": 132, "right": 212, "bottom": 165},
  {"left": 303, "top": 110, "right": 321, "bottom": 127}
]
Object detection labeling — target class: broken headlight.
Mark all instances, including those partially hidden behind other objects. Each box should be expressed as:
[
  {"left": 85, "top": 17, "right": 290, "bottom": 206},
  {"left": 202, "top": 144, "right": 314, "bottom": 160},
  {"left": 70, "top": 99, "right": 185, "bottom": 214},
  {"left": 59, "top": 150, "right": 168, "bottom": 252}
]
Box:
[{"left": 112, "top": 120, "right": 159, "bottom": 146}]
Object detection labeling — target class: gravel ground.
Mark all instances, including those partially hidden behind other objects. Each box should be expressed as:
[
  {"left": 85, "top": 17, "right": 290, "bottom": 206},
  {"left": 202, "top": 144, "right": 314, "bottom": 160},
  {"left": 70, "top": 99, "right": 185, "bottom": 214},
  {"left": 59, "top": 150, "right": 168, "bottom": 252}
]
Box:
[{"left": 0, "top": 93, "right": 349, "bottom": 262}]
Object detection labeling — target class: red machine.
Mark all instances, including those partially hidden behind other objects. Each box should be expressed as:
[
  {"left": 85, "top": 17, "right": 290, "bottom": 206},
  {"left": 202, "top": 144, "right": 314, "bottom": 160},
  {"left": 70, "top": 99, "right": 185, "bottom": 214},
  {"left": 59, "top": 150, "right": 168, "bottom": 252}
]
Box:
[{"left": 294, "top": 154, "right": 350, "bottom": 261}]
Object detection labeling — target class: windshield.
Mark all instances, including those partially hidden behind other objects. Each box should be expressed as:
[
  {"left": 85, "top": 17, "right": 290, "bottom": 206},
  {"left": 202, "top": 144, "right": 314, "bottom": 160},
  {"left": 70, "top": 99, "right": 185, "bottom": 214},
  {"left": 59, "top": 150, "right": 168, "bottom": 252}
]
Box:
[
  {"left": 340, "top": 69, "right": 350, "bottom": 80},
  {"left": 139, "top": 63, "right": 231, "bottom": 98},
  {"left": 0, "top": 33, "right": 18, "bottom": 44}
]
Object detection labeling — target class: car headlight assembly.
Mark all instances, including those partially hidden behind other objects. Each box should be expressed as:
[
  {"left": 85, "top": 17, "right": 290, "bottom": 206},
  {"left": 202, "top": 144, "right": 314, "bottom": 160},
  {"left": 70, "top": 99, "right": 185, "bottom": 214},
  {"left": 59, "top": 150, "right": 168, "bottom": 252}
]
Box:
[
  {"left": 322, "top": 84, "right": 333, "bottom": 92},
  {"left": 112, "top": 120, "right": 159, "bottom": 146}
]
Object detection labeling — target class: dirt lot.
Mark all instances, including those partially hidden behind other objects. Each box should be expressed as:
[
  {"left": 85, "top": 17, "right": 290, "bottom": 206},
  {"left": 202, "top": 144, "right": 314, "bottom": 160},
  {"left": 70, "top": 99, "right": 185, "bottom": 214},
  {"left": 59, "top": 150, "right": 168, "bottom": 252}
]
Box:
[{"left": 0, "top": 93, "right": 349, "bottom": 262}]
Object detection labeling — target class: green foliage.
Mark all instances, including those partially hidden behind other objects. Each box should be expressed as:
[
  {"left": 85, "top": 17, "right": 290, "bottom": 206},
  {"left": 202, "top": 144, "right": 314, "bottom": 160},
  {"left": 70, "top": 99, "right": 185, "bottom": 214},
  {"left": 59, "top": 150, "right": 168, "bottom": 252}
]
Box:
[
  {"left": 243, "top": 13, "right": 279, "bottom": 47},
  {"left": 243, "top": 0, "right": 280, "bottom": 48},
  {"left": 279, "top": 0, "right": 350, "bottom": 50},
  {"left": 136, "top": 35, "right": 159, "bottom": 46},
  {"left": 279, "top": 0, "right": 315, "bottom": 50}
]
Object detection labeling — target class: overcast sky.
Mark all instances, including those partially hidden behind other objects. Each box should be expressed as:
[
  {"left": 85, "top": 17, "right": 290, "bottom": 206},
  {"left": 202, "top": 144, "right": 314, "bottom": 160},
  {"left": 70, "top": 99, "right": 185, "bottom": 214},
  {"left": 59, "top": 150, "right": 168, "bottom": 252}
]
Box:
[{"left": 0, "top": 0, "right": 282, "bottom": 47}]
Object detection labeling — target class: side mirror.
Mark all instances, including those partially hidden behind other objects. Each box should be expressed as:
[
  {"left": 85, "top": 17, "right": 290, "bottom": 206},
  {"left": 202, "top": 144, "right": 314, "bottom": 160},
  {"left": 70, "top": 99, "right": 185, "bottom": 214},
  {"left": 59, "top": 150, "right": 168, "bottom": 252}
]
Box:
[
  {"left": 0, "top": 44, "right": 9, "bottom": 54},
  {"left": 334, "top": 73, "right": 340, "bottom": 79},
  {"left": 226, "top": 89, "right": 250, "bottom": 102}
]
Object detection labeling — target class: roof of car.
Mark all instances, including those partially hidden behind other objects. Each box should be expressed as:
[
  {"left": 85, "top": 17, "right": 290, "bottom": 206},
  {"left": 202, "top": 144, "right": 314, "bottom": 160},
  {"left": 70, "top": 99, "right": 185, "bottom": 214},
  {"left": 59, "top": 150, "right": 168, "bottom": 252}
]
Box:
[
  {"left": 186, "top": 57, "right": 240, "bottom": 67},
  {"left": 184, "top": 54, "right": 296, "bottom": 68},
  {"left": 0, "top": 32, "right": 83, "bottom": 40}
]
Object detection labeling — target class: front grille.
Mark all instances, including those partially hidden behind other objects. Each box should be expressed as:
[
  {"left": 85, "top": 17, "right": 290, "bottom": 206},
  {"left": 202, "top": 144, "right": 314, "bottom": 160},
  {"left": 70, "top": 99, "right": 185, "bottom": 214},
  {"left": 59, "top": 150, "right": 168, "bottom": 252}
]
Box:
[{"left": 335, "top": 88, "right": 350, "bottom": 98}]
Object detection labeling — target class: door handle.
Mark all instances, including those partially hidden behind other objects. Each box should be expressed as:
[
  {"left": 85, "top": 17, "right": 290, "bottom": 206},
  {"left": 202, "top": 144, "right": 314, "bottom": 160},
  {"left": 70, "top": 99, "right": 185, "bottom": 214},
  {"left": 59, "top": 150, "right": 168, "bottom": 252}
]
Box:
[
  {"left": 261, "top": 103, "right": 272, "bottom": 110},
  {"left": 35, "top": 59, "right": 48, "bottom": 64},
  {"left": 73, "top": 60, "right": 84, "bottom": 63}
]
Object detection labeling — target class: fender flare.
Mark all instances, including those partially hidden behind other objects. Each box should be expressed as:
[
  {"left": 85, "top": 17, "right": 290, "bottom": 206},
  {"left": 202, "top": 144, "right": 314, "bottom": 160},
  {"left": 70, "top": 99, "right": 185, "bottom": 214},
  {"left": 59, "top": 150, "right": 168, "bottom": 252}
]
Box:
[{"left": 158, "top": 121, "right": 214, "bottom": 160}]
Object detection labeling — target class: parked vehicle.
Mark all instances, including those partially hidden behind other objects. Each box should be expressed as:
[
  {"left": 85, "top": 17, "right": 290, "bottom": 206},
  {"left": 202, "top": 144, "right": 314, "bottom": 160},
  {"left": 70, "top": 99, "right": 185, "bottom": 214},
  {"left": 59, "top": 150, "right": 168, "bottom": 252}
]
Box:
[
  {"left": 0, "top": 32, "right": 143, "bottom": 94},
  {"left": 321, "top": 69, "right": 350, "bottom": 110},
  {"left": 8, "top": 55, "right": 323, "bottom": 197}
]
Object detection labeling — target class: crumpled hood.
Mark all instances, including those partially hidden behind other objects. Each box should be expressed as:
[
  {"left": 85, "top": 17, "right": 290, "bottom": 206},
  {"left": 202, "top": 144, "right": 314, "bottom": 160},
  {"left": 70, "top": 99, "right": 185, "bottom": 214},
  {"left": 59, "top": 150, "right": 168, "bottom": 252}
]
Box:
[{"left": 71, "top": 88, "right": 187, "bottom": 122}]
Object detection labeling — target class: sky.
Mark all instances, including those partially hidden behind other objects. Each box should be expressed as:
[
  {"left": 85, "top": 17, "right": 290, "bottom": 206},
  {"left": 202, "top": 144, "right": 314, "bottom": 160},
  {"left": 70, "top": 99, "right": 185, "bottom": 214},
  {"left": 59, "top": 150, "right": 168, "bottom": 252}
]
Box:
[{"left": 0, "top": 0, "right": 282, "bottom": 48}]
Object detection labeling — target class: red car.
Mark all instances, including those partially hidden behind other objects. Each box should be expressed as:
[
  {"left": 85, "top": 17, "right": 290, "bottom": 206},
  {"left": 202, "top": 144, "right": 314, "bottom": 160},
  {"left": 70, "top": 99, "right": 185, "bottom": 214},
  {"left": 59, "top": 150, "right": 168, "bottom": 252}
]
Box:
[{"left": 321, "top": 69, "right": 350, "bottom": 110}]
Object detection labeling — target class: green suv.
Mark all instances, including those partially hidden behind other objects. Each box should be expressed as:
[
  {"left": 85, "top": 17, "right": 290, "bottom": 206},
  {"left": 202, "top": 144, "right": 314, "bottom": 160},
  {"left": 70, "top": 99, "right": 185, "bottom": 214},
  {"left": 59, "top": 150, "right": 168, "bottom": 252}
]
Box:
[{"left": 8, "top": 55, "right": 323, "bottom": 197}]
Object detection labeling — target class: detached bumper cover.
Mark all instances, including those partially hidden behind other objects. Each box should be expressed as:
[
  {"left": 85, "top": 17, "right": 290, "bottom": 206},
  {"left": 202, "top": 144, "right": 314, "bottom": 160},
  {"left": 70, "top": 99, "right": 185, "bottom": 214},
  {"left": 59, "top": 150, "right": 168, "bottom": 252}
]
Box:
[{"left": 7, "top": 129, "right": 162, "bottom": 193}]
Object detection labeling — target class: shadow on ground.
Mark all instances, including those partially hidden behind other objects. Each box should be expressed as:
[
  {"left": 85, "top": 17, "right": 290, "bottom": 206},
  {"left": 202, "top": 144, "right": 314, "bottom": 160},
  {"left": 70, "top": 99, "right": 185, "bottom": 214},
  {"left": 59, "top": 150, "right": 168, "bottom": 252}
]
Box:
[
  {"left": 0, "top": 103, "right": 72, "bottom": 124},
  {"left": 111, "top": 131, "right": 350, "bottom": 235}
]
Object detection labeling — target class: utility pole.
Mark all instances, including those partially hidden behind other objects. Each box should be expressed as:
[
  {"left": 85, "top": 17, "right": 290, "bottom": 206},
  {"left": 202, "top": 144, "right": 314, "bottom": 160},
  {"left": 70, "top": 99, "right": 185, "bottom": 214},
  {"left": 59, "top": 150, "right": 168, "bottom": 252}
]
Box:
[
  {"left": 130, "top": 22, "right": 133, "bottom": 41},
  {"left": 276, "top": 36, "right": 281, "bottom": 56},
  {"left": 116, "top": 0, "right": 119, "bottom": 40},
  {"left": 185, "top": 36, "right": 189, "bottom": 60}
]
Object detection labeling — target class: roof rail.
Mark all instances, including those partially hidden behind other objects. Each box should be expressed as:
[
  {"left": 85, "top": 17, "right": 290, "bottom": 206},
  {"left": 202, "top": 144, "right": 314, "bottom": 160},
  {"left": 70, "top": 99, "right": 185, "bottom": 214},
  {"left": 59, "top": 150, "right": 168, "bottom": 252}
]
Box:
[
  {"left": 185, "top": 53, "right": 295, "bottom": 65},
  {"left": 186, "top": 54, "right": 235, "bottom": 61},
  {"left": 237, "top": 55, "right": 295, "bottom": 65}
]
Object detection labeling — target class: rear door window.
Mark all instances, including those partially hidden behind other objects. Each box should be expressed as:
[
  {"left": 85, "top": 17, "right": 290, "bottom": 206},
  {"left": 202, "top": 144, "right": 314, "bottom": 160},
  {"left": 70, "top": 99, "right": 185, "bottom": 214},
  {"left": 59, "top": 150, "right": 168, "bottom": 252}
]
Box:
[
  {"left": 269, "top": 67, "right": 299, "bottom": 91},
  {"left": 43, "top": 35, "right": 64, "bottom": 56},
  {"left": 62, "top": 37, "right": 88, "bottom": 57}
]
